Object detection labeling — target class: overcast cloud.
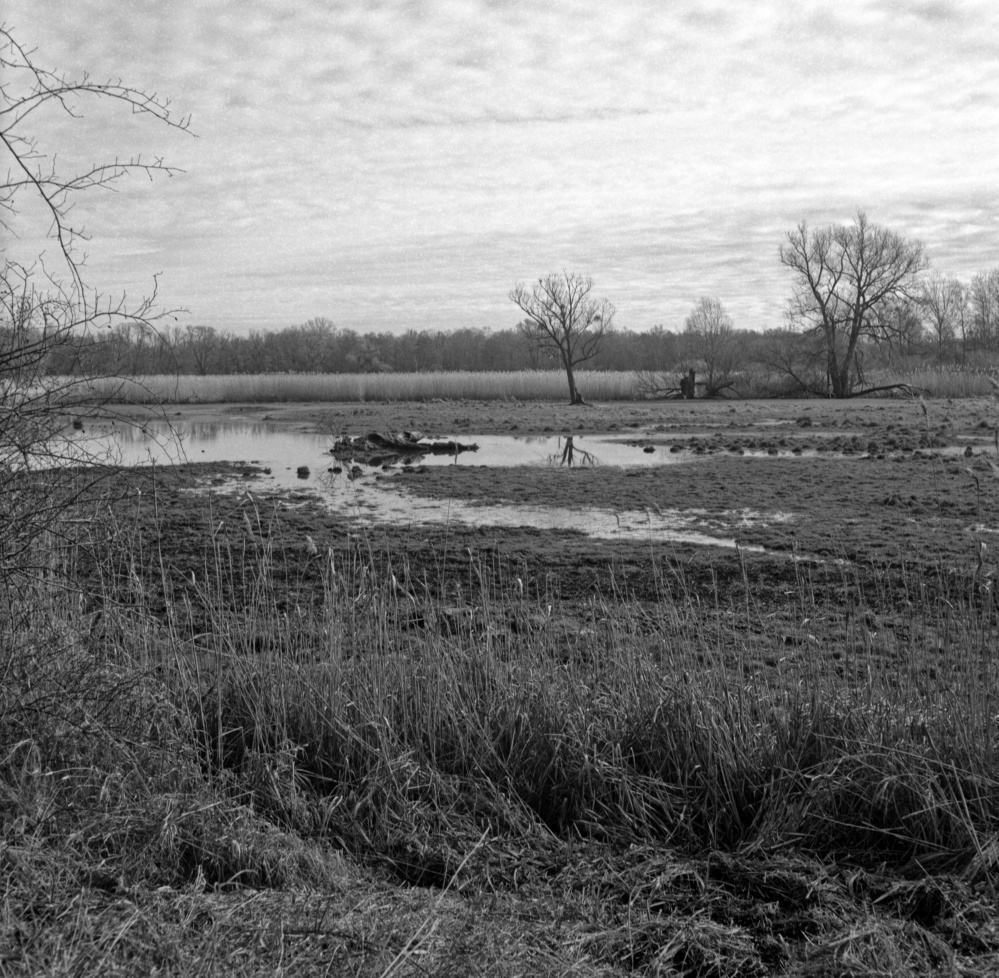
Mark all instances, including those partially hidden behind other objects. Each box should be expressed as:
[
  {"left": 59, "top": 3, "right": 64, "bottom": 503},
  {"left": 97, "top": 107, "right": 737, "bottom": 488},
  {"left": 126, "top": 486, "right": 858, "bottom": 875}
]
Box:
[{"left": 5, "top": 0, "right": 997, "bottom": 334}]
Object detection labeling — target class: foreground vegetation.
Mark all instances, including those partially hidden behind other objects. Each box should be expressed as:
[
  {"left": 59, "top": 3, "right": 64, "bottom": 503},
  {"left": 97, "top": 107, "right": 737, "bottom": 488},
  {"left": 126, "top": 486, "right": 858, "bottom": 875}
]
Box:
[
  {"left": 3, "top": 461, "right": 999, "bottom": 975},
  {"left": 78, "top": 362, "right": 999, "bottom": 405}
]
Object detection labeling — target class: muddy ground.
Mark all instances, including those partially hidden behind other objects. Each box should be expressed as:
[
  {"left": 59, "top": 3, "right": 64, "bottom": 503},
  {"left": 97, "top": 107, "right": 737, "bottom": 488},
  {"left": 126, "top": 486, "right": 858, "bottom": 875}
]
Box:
[
  {"left": 99, "top": 396, "right": 999, "bottom": 683},
  {"left": 113, "top": 396, "right": 999, "bottom": 571}
]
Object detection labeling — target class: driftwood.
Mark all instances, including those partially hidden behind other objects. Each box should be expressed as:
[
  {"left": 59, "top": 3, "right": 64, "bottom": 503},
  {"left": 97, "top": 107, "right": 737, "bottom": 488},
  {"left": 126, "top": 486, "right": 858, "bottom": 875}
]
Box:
[{"left": 331, "top": 431, "right": 479, "bottom": 467}]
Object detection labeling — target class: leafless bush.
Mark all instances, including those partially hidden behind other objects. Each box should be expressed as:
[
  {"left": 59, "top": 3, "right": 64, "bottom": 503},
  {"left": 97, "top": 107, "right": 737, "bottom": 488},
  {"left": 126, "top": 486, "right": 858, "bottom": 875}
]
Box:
[{"left": 0, "top": 25, "right": 191, "bottom": 593}]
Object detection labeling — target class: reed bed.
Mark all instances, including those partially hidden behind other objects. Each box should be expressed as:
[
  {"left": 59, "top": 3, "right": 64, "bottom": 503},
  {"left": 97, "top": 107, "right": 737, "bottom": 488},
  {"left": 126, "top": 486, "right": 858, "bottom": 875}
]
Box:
[
  {"left": 83, "top": 369, "right": 641, "bottom": 404},
  {"left": 878, "top": 365, "right": 999, "bottom": 398},
  {"left": 3, "top": 484, "right": 999, "bottom": 973},
  {"left": 76, "top": 362, "right": 999, "bottom": 406}
]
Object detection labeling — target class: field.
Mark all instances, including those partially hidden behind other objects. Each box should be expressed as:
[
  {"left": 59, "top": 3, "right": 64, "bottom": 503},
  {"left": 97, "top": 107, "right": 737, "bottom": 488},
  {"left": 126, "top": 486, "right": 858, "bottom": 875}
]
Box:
[{"left": 4, "top": 395, "right": 999, "bottom": 976}]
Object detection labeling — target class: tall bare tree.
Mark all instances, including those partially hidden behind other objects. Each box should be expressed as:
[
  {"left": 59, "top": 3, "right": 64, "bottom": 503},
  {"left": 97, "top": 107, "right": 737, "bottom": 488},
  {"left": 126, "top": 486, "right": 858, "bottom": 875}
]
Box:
[
  {"left": 510, "top": 271, "right": 614, "bottom": 404},
  {"left": 779, "top": 211, "right": 928, "bottom": 397}
]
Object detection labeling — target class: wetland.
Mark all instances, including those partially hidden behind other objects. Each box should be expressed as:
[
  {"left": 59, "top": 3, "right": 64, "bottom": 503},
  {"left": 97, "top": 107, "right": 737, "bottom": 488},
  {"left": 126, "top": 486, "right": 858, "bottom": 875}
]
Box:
[{"left": 8, "top": 394, "right": 999, "bottom": 977}]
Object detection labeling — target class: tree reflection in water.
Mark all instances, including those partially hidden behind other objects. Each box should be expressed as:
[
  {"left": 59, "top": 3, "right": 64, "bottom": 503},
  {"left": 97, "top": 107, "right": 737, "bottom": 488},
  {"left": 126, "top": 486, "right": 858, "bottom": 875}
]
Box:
[{"left": 554, "top": 436, "right": 598, "bottom": 467}]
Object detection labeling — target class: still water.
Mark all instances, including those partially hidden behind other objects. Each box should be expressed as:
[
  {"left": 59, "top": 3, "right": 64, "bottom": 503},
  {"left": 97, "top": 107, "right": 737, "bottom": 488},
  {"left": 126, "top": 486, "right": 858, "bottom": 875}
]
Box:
[
  {"left": 98, "top": 420, "right": 688, "bottom": 471},
  {"left": 81, "top": 419, "right": 786, "bottom": 549}
]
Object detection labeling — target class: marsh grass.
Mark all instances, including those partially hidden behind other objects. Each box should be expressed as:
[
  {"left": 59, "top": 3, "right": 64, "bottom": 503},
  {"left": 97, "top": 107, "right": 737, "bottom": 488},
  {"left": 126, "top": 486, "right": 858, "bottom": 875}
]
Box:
[
  {"left": 878, "top": 365, "right": 999, "bottom": 399},
  {"left": 83, "top": 370, "right": 641, "bottom": 404},
  {"left": 3, "top": 484, "right": 999, "bottom": 973},
  {"left": 78, "top": 362, "right": 999, "bottom": 405}
]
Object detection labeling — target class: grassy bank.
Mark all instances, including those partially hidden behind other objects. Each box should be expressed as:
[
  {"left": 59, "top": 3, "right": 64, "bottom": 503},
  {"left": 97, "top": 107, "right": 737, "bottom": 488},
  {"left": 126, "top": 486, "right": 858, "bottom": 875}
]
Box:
[
  {"left": 75, "top": 363, "right": 999, "bottom": 405},
  {"left": 3, "top": 476, "right": 999, "bottom": 975}
]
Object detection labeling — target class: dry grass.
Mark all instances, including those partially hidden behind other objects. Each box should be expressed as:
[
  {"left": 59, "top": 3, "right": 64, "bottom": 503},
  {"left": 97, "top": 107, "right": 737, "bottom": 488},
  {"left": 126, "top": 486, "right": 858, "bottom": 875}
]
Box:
[
  {"left": 81, "top": 370, "right": 641, "bottom": 404},
  {"left": 2, "top": 478, "right": 999, "bottom": 974},
  {"left": 75, "top": 362, "right": 999, "bottom": 407},
  {"left": 877, "top": 365, "right": 999, "bottom": 399}
]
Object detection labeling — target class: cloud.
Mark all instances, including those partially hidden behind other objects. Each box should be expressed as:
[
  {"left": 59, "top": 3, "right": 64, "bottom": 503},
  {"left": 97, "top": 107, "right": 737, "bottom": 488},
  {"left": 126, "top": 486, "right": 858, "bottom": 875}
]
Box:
[{"left": 5, "top": 0, "right": 998, "bottom": 335}]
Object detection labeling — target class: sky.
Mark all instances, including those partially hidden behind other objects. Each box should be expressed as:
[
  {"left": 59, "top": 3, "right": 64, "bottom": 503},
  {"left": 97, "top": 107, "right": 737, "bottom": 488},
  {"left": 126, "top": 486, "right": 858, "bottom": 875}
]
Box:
[{"left": 3, "top": 0, "right": 997, "bottom": 337}]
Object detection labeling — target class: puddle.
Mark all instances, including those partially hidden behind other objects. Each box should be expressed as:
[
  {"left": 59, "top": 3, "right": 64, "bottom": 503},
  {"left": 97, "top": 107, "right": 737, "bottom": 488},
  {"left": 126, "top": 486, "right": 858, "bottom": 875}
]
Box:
[
  {"left": 75, "top": 419, "right": 795, "bottom": 549},
  {"left": 201, "top": 471, "right": 782, "bottom": 549},
  {"left": 323, "top": 484, "right": 782, "bottom": 549}
]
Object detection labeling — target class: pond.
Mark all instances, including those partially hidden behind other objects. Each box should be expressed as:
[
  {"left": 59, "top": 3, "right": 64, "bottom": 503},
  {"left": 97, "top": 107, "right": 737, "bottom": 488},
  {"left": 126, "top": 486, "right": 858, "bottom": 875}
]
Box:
[
  {"left": 96, "top": 420, "right": 693, "bottom": 471},
  {"left": 77, "top": 419, "right": 792, "bottom": 549}
]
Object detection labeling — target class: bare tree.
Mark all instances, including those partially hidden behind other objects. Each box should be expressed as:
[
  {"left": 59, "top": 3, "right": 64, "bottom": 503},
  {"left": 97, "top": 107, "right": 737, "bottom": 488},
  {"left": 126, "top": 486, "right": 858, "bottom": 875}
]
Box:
[
  {"left": 683, "top": 297, "right": 739, "bottom": 396},
  {"left": 868, "top": 296, "right": 925, "bottom": 363},
  {"left": 183, "top": 325, "right": 221, "bottom": 375},
  {"left": 918, "top": 273, "right": 966, "bottom": 361},
  {"left": 779, "top": 211, "right": 928, "bottom": 397},
  {"left": 969, "top": 267, "right": 999, "bottom": 353},
  {"left": 510, "top": 271, "right": 614, "bottom": 404},
  {"left": 1, "top": 25, "right": 190, "bottom": 591}
]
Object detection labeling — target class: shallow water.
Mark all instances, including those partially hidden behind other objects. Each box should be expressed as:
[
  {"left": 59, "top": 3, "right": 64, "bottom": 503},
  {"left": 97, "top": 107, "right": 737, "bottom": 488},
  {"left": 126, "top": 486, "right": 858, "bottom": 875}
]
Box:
[
  {"left": 93, "top": 421, "right": 693, "bottom": 472},
  {"left": 321, "top": 483, "right": 779, "bottom": 550},
  {"left": 77, "top": 420, "right": 792, "bottom": 549}
]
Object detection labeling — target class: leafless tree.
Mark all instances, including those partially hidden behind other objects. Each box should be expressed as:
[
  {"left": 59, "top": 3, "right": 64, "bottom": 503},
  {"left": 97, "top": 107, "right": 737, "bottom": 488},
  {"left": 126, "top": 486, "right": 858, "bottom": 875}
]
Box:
[
  {"left": 918, "top": 273, "right": 966, "bottom": 361},
  {"left": 779, "top": 211, "right": 928, "bottom": 397},
  {"left": 682, "top": 297, "right": 739, "bottom": 396},
  {"left": 969, "top": 267, "right": 999, "bottom": 353},
  {"left": 510, "top": 271, "right": 615, "bottom": 404},
  {"left": 183, "top": 325, "right": 222, "bottom": 375},
  {"left": 869, "top": 296, "right": 925, "bottom": 362},
  {"left": 1, "top": 24, "right": 190, "bottom": 591}
]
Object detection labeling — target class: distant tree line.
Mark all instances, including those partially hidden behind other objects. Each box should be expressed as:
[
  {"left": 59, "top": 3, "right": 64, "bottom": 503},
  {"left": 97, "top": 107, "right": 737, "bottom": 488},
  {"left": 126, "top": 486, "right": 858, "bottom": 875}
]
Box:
[
  {"left": 42, "top": 317, "right": 745, "bottom": 377},
  {"left": 29, "top": 223, "right": 999, "bottom": 401}
]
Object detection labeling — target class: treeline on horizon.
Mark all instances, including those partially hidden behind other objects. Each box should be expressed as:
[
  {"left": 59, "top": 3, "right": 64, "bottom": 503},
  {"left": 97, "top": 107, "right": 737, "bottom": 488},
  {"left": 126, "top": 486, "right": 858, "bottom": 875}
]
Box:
[{"left": 40, "top": 263, "right": 999, "bottom": 378}]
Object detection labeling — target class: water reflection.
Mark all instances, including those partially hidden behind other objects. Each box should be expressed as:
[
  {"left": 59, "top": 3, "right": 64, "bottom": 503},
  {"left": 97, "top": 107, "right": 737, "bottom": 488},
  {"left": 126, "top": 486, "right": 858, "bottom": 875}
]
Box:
[
  {"left": 552, "top": 436, "right": 598, "bottom": 467},
  {"left": 82, "top": 421, "right": 683, "bottom": 473},
  {"left": 79, "top": 419, "right": 796, "bottom": 548}
]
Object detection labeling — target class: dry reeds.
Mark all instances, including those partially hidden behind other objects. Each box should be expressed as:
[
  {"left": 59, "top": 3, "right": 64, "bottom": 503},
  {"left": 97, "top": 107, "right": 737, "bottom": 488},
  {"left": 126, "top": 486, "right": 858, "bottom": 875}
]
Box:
[
  {"left": 81, "top": 370, "right": 641, "bottom": 404},
  {"left": 3, "top": 480, "right": 999, "bottom": 973},
  {"left": 74, "top": 363, "right": 999, "bottom": 406}
]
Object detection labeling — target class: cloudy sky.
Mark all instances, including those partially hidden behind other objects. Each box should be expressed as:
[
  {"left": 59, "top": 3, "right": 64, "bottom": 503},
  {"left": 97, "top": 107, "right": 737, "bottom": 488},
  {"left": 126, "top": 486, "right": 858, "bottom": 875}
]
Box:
[{"left": 4, "top": 1, "right": 997, "bottom": 336}]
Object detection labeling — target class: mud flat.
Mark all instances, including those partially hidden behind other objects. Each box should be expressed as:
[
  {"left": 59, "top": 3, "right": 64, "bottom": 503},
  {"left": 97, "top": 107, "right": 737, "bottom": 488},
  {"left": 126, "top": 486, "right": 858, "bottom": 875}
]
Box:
[{"left": 105, "top": 395, "right": 999, "bottom": 680}]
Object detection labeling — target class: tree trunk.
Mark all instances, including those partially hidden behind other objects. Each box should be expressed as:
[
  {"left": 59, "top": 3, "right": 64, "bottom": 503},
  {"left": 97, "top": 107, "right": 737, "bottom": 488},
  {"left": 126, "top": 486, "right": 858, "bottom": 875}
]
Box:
[{"left": 564, "top": 361, "right": 584, "bottom": 404}]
